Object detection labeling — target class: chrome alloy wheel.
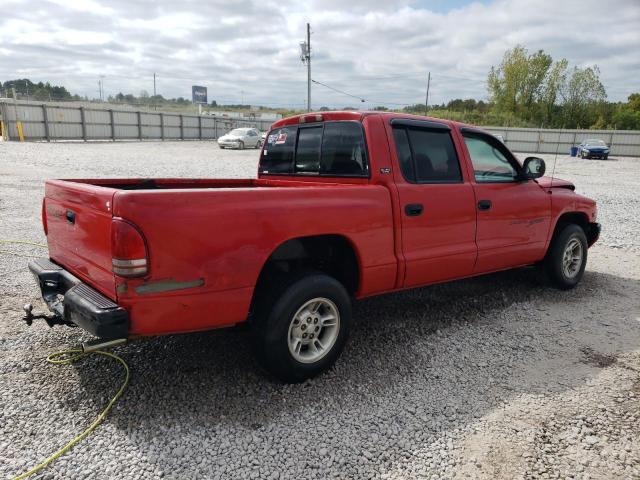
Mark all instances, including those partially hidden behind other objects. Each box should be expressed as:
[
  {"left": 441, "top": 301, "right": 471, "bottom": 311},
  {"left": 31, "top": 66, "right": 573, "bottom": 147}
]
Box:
[
  {"left": 287, "top": 297, "right": 340, "bottom": 364},
  {"left": 562, "top": 238, "right": 583, "bottom": 278}
]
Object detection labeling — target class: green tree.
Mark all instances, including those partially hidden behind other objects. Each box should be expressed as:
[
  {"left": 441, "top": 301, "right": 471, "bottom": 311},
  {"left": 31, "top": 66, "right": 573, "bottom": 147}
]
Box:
[
  {"left": 627, "top": 93, "right": 640, "bottom": 112},
  {"left": 560, "top": 66, "right": 606, "bottom": 128}
]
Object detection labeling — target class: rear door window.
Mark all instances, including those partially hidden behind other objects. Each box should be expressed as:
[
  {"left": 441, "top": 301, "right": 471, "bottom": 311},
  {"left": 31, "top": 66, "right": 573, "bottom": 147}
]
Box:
[{"left": 392, "top": 126, "right": 462, "bottom": 183}]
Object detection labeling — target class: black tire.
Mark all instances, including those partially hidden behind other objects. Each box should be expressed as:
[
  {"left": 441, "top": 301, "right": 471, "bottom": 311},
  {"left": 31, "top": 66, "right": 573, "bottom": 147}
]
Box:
[
  {"left": 251, "top": 273, "right": 352, "bottom": 383},
  {"left": 238, "top": 141, "right": 244, "bottom": 150},
  {"left": 604, "top": 154, "right": 608, "bottom": 160},
  {"left": 543, "top": 224, "right": 588, "bottom": 290}
]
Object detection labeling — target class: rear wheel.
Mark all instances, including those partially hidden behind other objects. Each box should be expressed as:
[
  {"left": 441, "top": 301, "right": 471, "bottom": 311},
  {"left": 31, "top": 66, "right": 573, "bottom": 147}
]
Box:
[
  {"left": 251, "top": 273, "right": 352, "bottom": 383},
  {"left": 543, "top": 224, "right": 588, "bottom": 290}
]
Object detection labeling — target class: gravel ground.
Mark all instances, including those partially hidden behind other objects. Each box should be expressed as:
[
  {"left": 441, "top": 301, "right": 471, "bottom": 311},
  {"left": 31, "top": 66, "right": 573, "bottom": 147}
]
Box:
[{"left": 0, "top": 141, "right": 639, "bottom": 480}]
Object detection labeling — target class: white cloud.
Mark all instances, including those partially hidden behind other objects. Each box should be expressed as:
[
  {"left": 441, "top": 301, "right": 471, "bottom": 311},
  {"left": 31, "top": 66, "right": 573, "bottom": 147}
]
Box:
[{"left": 0, "top": 0, "right": 638, "bottom": 107}]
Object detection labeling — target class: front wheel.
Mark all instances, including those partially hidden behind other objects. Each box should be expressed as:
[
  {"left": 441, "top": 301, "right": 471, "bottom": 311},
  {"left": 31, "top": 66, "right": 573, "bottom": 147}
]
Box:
[
  {"left": 237, "top": 141, "right": 245, "bottom": 150},
  {"left": 251, "top": 273, "right": 352, "bottom": 383},
  {"left": 543, "top": 224, "right": 588, "bottom": 290}
]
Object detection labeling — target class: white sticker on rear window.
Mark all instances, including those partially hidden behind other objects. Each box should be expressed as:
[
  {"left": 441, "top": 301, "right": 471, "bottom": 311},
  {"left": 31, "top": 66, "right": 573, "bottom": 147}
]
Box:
[{"left": 275, "top": 133, "right": 287, "bottom": 144}]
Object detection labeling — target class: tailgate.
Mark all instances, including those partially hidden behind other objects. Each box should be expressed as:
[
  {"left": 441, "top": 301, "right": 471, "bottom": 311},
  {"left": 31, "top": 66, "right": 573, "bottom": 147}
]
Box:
[{"left": 45, "top": 180, "right": 117, "bottom": 299}]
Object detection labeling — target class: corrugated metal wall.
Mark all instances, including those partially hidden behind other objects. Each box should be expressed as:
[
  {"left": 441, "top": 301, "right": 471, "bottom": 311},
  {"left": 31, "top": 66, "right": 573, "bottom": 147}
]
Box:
[
  {"left": 481, "top": 126, "right": 640, "bottom": 157},
  {"left": 2, "top": 100, "right": 639, "bottom": 156},
  {"left": 0, "top": 100, "right": 274, "bottom": 142}
]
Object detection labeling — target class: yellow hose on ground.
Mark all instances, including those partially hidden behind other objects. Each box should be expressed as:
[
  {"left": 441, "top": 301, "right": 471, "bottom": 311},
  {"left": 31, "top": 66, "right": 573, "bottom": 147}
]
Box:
[
  {"left": 0, "top": 240, "right": 47, "bottom": 260},
  {"left": 12, "top": 349, "right": 130, "bottom": 480},
  {"left": 0, "top": 250, "right": 46, "bottom": 259},
  {"left": 0, "top": 240, "right": 47, "bottom": 248}
]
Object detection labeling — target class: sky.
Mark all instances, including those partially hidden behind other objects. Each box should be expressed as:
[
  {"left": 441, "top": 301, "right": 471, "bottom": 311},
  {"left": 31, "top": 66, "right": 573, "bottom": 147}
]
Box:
[{"left": 0, "top": 0, "right": 638, "bottom": 109}]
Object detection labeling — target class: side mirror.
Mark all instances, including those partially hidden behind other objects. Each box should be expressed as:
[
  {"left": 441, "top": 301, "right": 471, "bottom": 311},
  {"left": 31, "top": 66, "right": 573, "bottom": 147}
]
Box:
[{"left": 522, "top": 157, "right": 545, "bottom": 179}]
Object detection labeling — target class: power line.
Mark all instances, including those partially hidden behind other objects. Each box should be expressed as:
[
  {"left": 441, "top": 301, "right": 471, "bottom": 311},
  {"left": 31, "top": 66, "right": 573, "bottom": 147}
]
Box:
[{"left": 311, "top": 79, "right": 365, "bottom": 103}]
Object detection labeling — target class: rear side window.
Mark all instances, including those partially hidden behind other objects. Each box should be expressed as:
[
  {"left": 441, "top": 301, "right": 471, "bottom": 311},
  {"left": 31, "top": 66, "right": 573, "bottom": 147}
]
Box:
[
  {"left": 259, "top": 121, "right": 368, "bottom": 177},
  {"left": 393, "top": 127, "right": 462, "bottom": 183}
]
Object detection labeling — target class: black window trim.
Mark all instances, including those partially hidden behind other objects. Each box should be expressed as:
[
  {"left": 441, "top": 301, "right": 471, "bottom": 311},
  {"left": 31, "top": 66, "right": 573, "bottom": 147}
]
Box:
[
  {"left": 390, "top": 118, "right": 451, "bottom": 131},
  {"left": 460, "top": 128, "right": 524, "bottom": 183},
  {"left": 392, "top": 124, "right": 464, "bottom": 185},
  {"left": 260, "top": 120, "right": 370, "bottom": 179}
]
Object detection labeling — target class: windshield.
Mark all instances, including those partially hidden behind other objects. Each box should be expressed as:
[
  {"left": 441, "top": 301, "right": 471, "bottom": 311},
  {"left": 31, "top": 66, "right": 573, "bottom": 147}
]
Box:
[
  {"left": 229, "top": 129, "right": 247, "bottom": 136},
  {"left": 585, "top": 139, "right": 606, "bottom": 146}
]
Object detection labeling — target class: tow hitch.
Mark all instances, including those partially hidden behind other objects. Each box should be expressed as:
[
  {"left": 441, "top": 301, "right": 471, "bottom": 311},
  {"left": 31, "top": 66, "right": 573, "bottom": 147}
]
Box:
[{"left": 22, "top": 303, "right": 75, "bottom": 328}]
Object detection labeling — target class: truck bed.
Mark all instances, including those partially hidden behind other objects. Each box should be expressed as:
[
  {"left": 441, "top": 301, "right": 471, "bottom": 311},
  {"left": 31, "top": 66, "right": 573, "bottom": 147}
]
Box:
[{"left": 44, "top": 177, "right": 397, "bottom": 335}]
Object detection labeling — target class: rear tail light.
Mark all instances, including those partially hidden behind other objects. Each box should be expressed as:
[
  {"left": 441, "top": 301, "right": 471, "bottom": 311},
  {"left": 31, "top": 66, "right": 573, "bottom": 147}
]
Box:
[
  {"left": 111, "top": 218, "right": 148, "bottom": 277},
  {"left": 41, "top": 198, "right": 48, "bottom": 235}
]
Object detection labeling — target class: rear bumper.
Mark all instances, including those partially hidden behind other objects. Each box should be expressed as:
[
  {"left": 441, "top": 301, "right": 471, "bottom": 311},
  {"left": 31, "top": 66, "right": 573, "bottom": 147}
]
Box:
[{"left": 28, "top": 258, "right": 129, "bottom": 339}]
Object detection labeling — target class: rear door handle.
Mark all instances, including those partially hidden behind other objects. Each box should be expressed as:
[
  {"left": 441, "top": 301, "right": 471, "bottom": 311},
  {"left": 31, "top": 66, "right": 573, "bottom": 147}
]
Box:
[
  {"left": 405, "top": 203, "right": 424, "bottom": 216},
  {"left": 477, "top": 200, "right": 492, "bottom": 211}
]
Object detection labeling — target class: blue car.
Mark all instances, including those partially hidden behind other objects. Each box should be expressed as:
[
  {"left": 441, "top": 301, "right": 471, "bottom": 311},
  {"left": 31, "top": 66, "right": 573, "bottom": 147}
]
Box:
[{"left": 577, "top": 139, "right": 609, "bottom": 159}]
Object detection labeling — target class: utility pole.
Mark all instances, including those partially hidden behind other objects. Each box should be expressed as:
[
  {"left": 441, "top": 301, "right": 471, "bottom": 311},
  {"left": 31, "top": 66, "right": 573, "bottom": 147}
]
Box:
[
  {"left": 99, "top": 75, "right": 105, "bottom": 102},
  {"left": 424, "top": 71, "right": 431, "bottom": 116},
  {"left": 300, "top": 23, "right": 311, "bottom": 112},
  {"left": 153, "top": 73, "right": 157, "bottom": 111},
  {"left": 307, "top": 23, "right": 311, "bottom": 112}
]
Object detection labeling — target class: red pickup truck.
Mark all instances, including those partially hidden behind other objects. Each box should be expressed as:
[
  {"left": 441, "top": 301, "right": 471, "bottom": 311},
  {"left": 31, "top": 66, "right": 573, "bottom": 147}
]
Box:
[{"left": 27, "top": 111, "right": 600, "bottom": 382}]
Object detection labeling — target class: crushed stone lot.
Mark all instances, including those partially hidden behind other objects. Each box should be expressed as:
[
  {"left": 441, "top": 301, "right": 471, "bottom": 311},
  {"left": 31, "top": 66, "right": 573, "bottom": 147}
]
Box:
[{"left": 1, "top": 140, "right": 639, "bottom": 479}]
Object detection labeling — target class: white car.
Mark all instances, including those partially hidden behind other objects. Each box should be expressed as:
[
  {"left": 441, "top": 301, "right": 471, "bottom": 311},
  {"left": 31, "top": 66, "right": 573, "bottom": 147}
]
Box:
[{"left": 217, "top": 128, "right": 261, "bottom": 149}]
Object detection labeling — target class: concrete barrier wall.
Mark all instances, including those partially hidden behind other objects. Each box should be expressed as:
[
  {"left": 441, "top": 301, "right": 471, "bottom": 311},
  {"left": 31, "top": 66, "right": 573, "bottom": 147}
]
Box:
[{"left": 0, "top": 100, "right": 275, "bottom": 142}]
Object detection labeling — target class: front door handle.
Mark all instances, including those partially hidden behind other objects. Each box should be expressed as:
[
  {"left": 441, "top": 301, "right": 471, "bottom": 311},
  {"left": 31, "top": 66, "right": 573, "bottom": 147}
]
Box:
[
  {"left": 405, "top": 203, "right": 424, "bottom": 216},
  {"left": 477, "top": 200, "right": 492, "bottom": 211}
]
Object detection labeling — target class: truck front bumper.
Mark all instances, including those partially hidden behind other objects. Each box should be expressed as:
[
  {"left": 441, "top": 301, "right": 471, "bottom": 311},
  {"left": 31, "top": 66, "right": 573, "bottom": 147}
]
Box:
[
  {"left": 587, "top": 222, "right": 601, "bottom": 246},
  {"left": 28, "top": 258, "right": 129, "bottom": 339}
]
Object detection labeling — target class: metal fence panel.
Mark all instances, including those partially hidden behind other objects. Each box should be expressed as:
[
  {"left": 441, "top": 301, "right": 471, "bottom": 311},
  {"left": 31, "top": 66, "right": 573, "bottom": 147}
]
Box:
[
  {"left": 482, "top": 126, "right": 640, "bottom": 156},
  {"left": 0, "top": 100, "right": 276, "bottom": 142},
  {"left": 4, "top": 100, "right": 637, "bottom": 155}
]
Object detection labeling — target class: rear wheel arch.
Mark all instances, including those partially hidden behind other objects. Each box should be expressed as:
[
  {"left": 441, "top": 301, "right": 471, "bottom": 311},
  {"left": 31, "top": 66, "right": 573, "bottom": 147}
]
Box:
[{"left": 253, "top": 234, "right": 362, "bottom": 300}]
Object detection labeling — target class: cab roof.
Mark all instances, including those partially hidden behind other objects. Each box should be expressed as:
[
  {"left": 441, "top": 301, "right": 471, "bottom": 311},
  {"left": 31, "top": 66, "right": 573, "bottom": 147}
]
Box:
[{"left": 270, "top": 110, "right": 470, "bottom": 131}]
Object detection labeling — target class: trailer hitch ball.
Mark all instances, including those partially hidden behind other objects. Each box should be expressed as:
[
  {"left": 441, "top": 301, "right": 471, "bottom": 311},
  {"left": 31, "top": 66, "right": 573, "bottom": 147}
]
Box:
[{"left": 23, "top": 303, "right": 34, "bottom": 326}]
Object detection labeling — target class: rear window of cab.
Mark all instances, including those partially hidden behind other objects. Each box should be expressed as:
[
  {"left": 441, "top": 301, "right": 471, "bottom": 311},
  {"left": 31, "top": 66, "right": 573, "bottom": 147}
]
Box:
[{"left": 259, "top": 121, "right": 369, "bottom": 177}]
